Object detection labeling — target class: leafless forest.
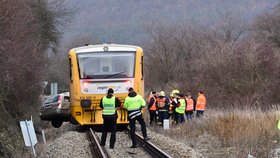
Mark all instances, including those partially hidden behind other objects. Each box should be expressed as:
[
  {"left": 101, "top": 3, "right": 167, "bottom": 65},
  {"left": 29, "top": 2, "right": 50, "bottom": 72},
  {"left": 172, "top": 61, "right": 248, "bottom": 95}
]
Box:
[
  {"left": 0, "top": 0, "right": 71, "bottom": 157},
  {"left": 0, "top": 0, "right": 280, "bottom": 157},
  {"left": 145, "top": 13, "right": 280, "bottom": 108}
]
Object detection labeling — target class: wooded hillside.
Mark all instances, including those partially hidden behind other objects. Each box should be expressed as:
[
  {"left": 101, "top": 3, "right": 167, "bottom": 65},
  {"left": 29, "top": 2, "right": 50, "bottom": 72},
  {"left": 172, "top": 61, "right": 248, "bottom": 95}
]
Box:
[
  {"left": 0, "top": 0, "right": 70, "bottom": 156},
  {"left": 0, "top": 0, "right": 280, "bottom": 157}
]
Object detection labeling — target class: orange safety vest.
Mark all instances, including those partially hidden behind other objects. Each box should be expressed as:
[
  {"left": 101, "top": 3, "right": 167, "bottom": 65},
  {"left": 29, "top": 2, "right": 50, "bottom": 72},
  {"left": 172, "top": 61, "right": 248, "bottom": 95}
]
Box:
[
  {"left": 185, "top": 98, "right": 194, "bottom": 112},
  {"left": 196, "top": 94, "right": 206, "bottom": 111},
  {"left": 156, "top": 97, "right": 166, "bottom": 108},
  {"left": 148, "top": 95, "right": 157, "bottom": 111}
]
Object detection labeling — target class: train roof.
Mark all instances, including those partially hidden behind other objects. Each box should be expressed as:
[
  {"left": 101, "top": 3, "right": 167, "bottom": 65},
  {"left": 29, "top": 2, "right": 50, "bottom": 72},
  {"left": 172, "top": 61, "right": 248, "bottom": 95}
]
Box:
[{"left": 71, "top": 44, "right": 141, "bottom": 53}]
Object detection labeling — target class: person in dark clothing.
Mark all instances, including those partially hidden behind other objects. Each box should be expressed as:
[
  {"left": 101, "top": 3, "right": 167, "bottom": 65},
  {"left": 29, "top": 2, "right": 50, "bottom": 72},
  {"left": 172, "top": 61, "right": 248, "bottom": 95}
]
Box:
[
  {"left": 147, "top": 91, "right": 157, "bottom": 126},
  {"left": 168, "top": 93, "right": 175, "bottom": 119},
  {"left": 156, "top": 91, "right": 170, "bottom": 125},
  {"left": 99, "top": 88, "right": 121, "bottom": 149},
  {"left": 169, "top": 90, "right": 179, "bottom": 123},
  {"left": 123, "top": 87, "right": 149, "bottom": 148},
  {"left": 172, "top": 93, "right": 186, "bottom": 124}
]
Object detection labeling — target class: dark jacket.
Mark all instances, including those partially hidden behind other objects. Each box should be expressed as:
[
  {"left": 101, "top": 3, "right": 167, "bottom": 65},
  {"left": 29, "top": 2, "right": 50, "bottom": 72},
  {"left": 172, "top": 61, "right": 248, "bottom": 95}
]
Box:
[
  {"left": 171, "top": 97, "right": 184, "bottom": 108},
  {"left": 191, "top": 97, "right": 197, "bottom": 111},
  {"left": 157, "top": 96, "right": 170, "bottom": 111},
  {"left": 128, "top": 91, "right": 137, "bottom": 97}
]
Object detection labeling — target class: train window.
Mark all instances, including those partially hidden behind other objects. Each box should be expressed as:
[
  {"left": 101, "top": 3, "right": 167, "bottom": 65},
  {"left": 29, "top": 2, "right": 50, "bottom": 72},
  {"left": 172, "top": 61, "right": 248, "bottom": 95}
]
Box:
[{"left": 77, "top": 51, "right": 136, "bottom": 79}]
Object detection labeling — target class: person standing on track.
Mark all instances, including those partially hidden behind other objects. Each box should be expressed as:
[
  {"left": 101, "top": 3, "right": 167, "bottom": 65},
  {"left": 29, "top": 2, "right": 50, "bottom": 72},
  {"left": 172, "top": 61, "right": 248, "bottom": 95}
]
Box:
[
  {"left": 123, "top": 87, "right": 149, "bottom": 148},
  {"left": 99, "top": 88, "right": 121, "bottom": 149}
]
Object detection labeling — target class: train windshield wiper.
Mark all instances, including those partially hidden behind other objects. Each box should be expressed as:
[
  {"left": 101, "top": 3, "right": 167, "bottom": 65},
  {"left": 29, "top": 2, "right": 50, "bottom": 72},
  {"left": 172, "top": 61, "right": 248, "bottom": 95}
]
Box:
[{"left": 105, "top": 70, "right": 126, "bottom": 79}]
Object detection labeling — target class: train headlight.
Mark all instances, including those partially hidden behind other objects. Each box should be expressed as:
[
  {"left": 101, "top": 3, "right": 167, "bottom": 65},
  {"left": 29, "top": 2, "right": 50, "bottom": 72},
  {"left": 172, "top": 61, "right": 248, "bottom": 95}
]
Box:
[
  {"left": 83, "top": 81, "right": 88, "bottom": 87},
  {"left": 81, "top": 99, "right": 91, "bottom": 108}
]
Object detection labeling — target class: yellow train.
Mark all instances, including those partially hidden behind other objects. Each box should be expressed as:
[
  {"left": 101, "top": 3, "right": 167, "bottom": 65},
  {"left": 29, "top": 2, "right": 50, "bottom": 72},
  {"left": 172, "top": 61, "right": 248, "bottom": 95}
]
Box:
[{"left": 68, "top": 44, "right": 144, "bottom": 129}]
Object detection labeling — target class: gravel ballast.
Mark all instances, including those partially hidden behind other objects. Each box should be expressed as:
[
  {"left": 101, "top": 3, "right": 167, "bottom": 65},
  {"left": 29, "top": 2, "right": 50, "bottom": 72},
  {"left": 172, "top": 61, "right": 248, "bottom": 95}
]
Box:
[{"left": 37, "top": 123, "right": 203, "bottom": 158}]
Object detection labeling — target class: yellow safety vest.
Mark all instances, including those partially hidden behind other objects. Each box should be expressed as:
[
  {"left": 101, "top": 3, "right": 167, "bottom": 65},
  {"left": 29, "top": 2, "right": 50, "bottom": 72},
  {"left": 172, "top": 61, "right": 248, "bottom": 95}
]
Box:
[{"left": 102, "top": 96, "right": 116, "bottom": 115}]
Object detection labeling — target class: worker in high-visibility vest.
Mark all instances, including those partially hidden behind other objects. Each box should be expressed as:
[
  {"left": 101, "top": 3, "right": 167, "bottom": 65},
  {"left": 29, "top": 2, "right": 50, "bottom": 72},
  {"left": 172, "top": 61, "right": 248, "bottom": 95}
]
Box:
[
  {"left": 169, "top": 89, "right": 179, "bottom": 122},
  {"left": 185, "top": 92, "right": 196, "bottom": 121},
  {"left": 147, "top": 91, "right": 157, "bottom": 126},
  {"left": 124, "top": 87, "right": 149, "bottom": 148},
  {"left": 99, "top": 88, "right": 121, "bottom": 149},
  {"left": 196, "top": 91, "right": 206, "bottom": 118},
  {"left": 172, "top": 93, "right": 186, "bottom": 124},
  {"left": 168, "top": 93, "right": 175, "bottom": 119},
  {"left": 156, "top": 91, "right": 170, "bottom": 125}
]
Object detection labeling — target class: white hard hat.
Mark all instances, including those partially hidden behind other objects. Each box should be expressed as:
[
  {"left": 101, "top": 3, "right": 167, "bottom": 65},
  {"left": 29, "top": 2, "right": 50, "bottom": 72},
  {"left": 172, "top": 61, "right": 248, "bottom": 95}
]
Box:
[
  {"left": 159, "top": 91, "right": 165, "bottom": 97},
  {"left": 172, "top": 89, "right": 180, "bottom": 95}
]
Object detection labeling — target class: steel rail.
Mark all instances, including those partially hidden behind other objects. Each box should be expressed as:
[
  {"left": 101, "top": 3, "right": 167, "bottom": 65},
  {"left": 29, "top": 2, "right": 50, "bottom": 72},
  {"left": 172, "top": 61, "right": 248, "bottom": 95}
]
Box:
[
  {"left": 88, "top": 128, "right": 110, "bottom": 158},
  {"left": 135, "top": 132, "right": 173, "bottom": 158}
]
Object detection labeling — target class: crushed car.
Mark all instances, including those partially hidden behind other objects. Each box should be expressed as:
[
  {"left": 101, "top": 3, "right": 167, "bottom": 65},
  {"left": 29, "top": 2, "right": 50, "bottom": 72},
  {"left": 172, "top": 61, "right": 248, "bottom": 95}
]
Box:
[{"left": 39, "top": 92, "right": 70, "bottom": 128}]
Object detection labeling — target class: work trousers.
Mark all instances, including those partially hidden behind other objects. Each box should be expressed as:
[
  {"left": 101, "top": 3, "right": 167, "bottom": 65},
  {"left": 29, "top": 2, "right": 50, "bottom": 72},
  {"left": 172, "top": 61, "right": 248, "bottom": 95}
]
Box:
[
  {"left": 158, "top": 110, "right": 168, "bottom": 124},
  {"left": 196, "top": 110, "right": 204, "bottom": 118},
  {"left": 175, "top": 112, "right": 185, "bottom": 124},
  {"left": 169, "top": 106, "right": 176, "bottom": 120},
  {"left": 185, "top": 111, "right": 194, "bottom": 121},
  {"left": 149, "top": 110, "right": 157, "bottom": 125},
  {"left": 129, "top": 114, "right": 147, "bottom": 146},
  {"left": 101, "top": 115, "right": 117, "bottom": 148}
]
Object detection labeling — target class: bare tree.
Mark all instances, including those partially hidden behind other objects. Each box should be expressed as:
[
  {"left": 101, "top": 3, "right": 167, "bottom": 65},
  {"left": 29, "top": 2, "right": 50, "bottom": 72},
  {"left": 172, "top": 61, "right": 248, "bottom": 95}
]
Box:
[
  {"left": 145, "top": 13, "right": 280, "bottom": 108},
  {"left": 253, "top": 7, "right": 280, "bottom": 47},
  {"left": 0, "top": 0, "right": 72, "bottom": 156}
]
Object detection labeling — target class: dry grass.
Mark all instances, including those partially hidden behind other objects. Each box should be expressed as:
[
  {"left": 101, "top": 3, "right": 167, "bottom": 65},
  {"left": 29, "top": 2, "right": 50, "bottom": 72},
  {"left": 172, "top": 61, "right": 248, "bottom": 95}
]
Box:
[{"left": 155, "top": 107, "right": 280, "bottom": 158}]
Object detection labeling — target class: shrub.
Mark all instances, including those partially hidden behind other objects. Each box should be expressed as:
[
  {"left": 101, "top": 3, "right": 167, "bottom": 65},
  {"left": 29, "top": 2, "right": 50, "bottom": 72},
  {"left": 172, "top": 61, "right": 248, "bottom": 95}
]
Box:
[{"left": 160, "top": 108, "right": 280, "bottom": 157}]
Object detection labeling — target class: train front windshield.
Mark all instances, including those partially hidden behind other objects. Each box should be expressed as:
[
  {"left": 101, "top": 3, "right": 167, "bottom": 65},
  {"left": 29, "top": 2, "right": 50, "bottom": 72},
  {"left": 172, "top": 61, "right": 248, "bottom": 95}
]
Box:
[{"left": 77, "top": 51, "right": 135, "bottom": 79}]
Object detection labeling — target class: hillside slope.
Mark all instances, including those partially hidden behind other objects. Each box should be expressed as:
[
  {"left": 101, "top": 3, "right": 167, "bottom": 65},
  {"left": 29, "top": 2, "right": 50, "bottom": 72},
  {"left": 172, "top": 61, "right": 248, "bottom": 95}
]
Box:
[{"left": 63, "top": 0, "right": 278, "bottom": 44}]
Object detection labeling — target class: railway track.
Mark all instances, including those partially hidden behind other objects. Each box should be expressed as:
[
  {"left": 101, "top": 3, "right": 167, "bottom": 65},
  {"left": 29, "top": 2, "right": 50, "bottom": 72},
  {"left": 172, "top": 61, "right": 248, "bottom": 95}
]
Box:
[
  {"left": 134, "top": 132, "right": 173, "bottom": 158},
  {"left": 87, "top": 127, "right": 173, "bottom": 158},
  {"left": 87, "top": 128, "right": 110, "bottom": 158}
]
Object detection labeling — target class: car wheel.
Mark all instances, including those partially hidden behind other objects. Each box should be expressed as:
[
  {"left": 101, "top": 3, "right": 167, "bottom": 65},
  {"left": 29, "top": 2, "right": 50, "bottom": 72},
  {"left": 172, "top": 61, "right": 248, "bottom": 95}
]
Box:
[{"left": 51, "top": 120, "right": 63, "bottom": 128}]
